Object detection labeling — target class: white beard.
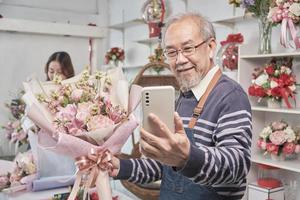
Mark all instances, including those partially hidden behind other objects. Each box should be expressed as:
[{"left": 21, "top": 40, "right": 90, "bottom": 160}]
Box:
[{"left": 177, "top": 72, "right": 203, "bottom": 92}]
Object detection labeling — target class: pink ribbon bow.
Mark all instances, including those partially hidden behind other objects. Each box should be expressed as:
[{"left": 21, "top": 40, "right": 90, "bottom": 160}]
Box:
[
  {"left": 68, "top": 148, "right": 113, "bottom": 200},
  {"left": 280, "top": 9, "right": 300, "bottom": 49}
]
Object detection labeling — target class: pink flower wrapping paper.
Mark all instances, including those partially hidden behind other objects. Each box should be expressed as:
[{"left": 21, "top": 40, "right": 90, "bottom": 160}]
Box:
[{"left": 22, "top": 67, "right": 142, "bottom": 200}]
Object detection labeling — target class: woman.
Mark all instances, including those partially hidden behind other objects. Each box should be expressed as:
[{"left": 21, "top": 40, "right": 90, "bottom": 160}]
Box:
[{"left": 45, "top": 51, "right": 75, "bottom": 81}]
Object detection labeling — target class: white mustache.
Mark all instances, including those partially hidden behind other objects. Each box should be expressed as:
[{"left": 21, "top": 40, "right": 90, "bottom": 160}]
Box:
[{"left": 175, "top": 64, "right": 194, "bottom": 71}]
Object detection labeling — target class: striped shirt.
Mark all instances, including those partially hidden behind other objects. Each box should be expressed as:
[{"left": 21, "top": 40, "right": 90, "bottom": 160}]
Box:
[{"left": 117, "top": 75, "right": 252, "bottom": 200}]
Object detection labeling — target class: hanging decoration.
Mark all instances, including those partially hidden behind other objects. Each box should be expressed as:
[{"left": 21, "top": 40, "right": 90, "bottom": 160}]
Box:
[
  {"left": 267, "top": 0, "right": 300, "bottom": 49},
  {"left": 141, "top": 0, "right": 165, "bottom": 38},
  {"left": 87, "top": 23, "right": 97, "bottom": 74},
  {"left": 88, "top": 38, "right": 93, "bottom": 73}
]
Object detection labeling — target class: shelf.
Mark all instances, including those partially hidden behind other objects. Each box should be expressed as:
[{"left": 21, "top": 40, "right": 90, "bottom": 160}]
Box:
[
  {"left": 0, "top": 18, "right": 105, "bottom": 38},
  {"left": 252, "top": 106, "right": 300, "bottom": 114},
  {"left": 212, "top": 13, "right": 253, "bottom": 28},
  {"left": 109, "top": 19, "right": 144, "bottom": 30},
  {"left": 122, "top": 65, "right": 142, "bottom": 69},
  {"left": 240, "top": 51, "right": 300, "bottom": 59},
  {"left": 251, "top": 153, "right": 300, "bottom": 173},
  {"left": 135, "top": 37, "right": 159, "bottom": 46}
]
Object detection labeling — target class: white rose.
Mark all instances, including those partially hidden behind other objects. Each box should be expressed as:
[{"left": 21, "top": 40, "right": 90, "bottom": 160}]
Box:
[
  {"left": 289, "top": 85, "right": 296, "bottom": 92},
  {"left": 260, "top": 126, "right": 272, "bottom": 139},
  {"left": 281, "top": 66, "right": 292, "bottom": 74},
  {"left": 255, "top": 73, "right": 269, "bottom": 86},
  {"left": 276, "top": 0, "right": 284, "bottom": 5},
  {"left": 274, "top": 70, "right": 280, "bottom": 76},
  {"left": 289, "top": 3, "right": 300, "bottom": 17},
  {"left": 270, "top": 80, "right": 278, "bottom": 88},
  {"left": 284, "top": 126, "right": 296, "bottom": 142},
  {"left": 284, "top": 2, "right": 291, "bottom": 9}
]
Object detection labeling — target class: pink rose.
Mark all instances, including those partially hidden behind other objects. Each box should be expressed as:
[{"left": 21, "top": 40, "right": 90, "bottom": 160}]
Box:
[
  {"left": 65, "top": 119, "right": 84, "bottom": 135},
  {"left": 266, "top": 143, "right": 279, "bottom": 155},
  {"left": 9, "top": 173, "right": 21, "bottom": 183},
  {"left": 87, "top": 115, "right": 114, "bottom": 131},
  {"left": 76, "top": 102, "right": 93, "bottom": 122},
  {"left": 282, "top": 142, "right": 296, "bottom": 154},
  {"left": 257, "top": 139, "right": 267, "bottom": 150},
  {"left": 71, "top": 89, "right": 83, "bottom": 102},
  {"left": 0, "top": 175, "right": 9, "bottom": 189},
  {"left": 56, "top": 104, "right": 77, "bottom": 122},
  {"left": 257, "top": 139, "right": 263, "bottom": 149},
  {"left": 269, "top": 130, "right": 287, "bottom": 145}
]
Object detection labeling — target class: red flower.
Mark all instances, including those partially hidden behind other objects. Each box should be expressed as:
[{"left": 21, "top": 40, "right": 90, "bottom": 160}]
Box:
[
  {"left": 248, "top": 86, "right": 256, "bottom": 96},
  {"left": 256, "top": 87, "right": 266, "bottom": 97},
  {"left": 265, "top": 65, "right": 274, "bottom": 75},
  {"left": 248, "top": 86, "right": 267, "bottom": 97},
  {"left": 270, "top": 87, "right": 282, "bottom": 97}
]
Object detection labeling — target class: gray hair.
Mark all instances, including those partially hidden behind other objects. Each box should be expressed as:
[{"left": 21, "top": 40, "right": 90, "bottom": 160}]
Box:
[{"left": 162, "top": 12, "right": 216, "bottom": 46}]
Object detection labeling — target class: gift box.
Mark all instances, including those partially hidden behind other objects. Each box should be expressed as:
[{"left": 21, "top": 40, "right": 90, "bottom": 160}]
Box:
[{"left": 248, "top": 182, "right": 284, "bottom": 200}]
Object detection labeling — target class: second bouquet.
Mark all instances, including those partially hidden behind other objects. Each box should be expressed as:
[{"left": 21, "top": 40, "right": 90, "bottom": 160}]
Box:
[{"left": 22, "top": 67, "right": 142, "bottom": 200}]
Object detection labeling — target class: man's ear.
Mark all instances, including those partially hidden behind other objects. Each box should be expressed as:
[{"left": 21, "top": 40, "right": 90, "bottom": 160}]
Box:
[{"left": 208, "top": 38, "right": 217, "bottom": 58}]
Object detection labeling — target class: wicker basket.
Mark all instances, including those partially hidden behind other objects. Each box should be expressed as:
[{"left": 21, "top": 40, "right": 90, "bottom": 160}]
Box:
[{"left": 120, "top": 61, "right": 179, "bottom": 200}]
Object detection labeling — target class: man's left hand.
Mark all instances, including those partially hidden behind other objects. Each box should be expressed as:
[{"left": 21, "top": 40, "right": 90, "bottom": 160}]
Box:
[{"left": 140, "top": 112, "right": 190, "bottom": 168}]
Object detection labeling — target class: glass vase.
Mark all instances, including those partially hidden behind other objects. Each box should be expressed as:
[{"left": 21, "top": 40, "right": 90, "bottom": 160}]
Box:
[{"left": 257, "top": 1, "right": 272, "bottom": 54}]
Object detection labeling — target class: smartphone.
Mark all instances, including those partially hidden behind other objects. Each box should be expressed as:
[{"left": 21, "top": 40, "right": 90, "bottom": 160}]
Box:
[{"left": 141, "top": 86, "right": 175, "bottom": 136}]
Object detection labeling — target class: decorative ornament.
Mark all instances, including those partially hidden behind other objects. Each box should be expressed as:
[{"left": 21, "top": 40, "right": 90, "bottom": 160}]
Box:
[
  {"left": 148, "top": 43, "right": 165, "bottom": 74},
  {"left": 141, "top": 0, "right": 165, "bottom": 38}
]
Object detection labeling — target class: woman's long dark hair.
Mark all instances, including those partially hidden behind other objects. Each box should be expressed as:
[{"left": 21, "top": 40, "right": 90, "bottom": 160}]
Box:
[{"left": 45, "top": 51, "right": 75, "bottom": 81}]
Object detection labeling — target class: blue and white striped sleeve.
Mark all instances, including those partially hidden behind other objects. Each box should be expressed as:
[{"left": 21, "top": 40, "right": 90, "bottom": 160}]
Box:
[
  {"left": 116, "top": 158, "right": 163, "bottom": 184},
  {"left": 178, "top": 88, "right": 252, "bottom": 185}
]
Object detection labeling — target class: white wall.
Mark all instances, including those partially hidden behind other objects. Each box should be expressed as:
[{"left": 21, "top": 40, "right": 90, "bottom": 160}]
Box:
[{"left": 0, "top": 0, "right": 109, "bottom": 156}]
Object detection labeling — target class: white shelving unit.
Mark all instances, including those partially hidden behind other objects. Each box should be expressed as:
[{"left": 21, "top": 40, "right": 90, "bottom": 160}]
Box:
[
  {"left": 238, "top": 45, "right": 300, "bottom": 180},
  {"left": 0, "top": 18, "right": 105, "bottom": 38},
  {"left": 212, "top": 12, "right": 253, "bottom": 29},
  {"left": 109, "top": 19, "right": 144, "bottom": 30},
  {"left": 251, "top": 153, "right": 300, "bottom": 173},
  {"left": 0, "top": 17, "right": 106, "bottom": 73}
]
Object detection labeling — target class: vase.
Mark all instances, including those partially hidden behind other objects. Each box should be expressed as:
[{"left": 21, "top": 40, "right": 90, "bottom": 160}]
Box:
[
  {"left": 271, "top": 153, "right": 298, "bottom": 161},
  {"left": 257, "top": 1, "right": 272, "bottom": 54},
  {"left": 281, "top": 97, "right": 296, "bottom": 109},
  {"left": 267, "top": 99, "right": 281, "bottom": 109}
]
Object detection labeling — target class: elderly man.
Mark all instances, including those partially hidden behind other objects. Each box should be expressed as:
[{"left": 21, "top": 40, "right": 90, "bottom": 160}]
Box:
[{"left": 110, "top": 13, "right": 252, "bottom": 200}]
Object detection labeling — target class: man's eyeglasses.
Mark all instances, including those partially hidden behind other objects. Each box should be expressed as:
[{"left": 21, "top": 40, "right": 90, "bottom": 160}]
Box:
[{"left": 163, "top": 39, "right": 209, "bottom": 60}]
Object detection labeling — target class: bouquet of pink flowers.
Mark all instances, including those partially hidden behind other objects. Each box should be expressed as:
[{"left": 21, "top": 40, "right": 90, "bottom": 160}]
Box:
[
  {"left": 248, "top": 57, "right": 297, "bottom": 108},
  {"left": 22, "top": 67, "right": 141, "bottom": 200},
  {"left": 0, "top": 151, "right": 37, "bottom": 192},
  {"left": 1, "top": 93, "right": 28, "bottom": 148},
  {"left": 267, "top": 0, "right": 300, "bottom": 48},
  {"left": 257, "top": 121, "right": 300, "bottom": 157},
  {"left": 2, "top": 120, "right": 27, "bottom": 146}
]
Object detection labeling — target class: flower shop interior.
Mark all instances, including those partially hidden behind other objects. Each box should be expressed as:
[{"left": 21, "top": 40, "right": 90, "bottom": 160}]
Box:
[{"left": 1, "top": 0, "right": 300, "bottom": 200}]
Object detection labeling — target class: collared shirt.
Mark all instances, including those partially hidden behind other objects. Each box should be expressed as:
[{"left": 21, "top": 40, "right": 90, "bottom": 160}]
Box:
[{"left": 191, "top": 65, "right": 220, "bottom": 101}]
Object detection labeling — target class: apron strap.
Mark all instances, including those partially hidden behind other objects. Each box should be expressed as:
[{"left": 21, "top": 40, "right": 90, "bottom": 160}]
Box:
[{"left": 188, "top": 69, "right": 222, "bottom": 129}]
